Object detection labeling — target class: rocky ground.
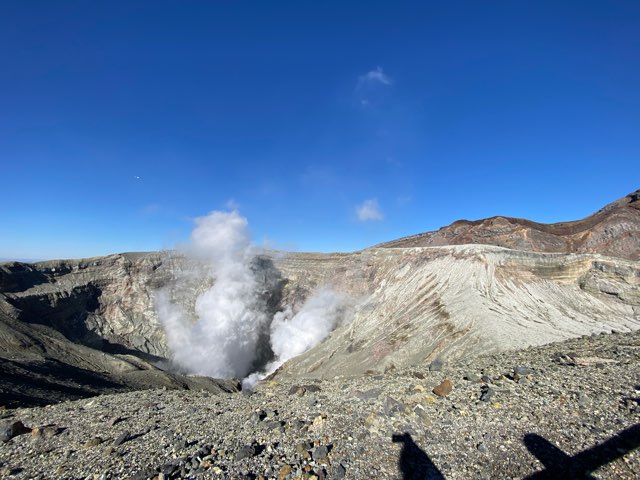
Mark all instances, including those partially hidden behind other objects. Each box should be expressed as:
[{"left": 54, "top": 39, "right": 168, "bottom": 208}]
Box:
[{"left": 1, "top": 330, "right": 639, "bottom": 480}]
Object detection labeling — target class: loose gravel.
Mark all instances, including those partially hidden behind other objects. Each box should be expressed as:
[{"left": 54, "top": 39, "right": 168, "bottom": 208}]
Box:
[{"left": 1, "top": 330, "right": 639, "bottom": 479}]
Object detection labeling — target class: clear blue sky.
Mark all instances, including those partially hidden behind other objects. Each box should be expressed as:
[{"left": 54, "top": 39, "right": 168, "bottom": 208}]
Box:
[{"left": 1, "top": 1, "right": 639, "bottom": 260}]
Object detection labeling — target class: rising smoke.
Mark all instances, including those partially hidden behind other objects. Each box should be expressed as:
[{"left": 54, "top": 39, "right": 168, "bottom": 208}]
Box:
[
  {"left": 155, "top": 209, "right": 349, "bottom": 385},
  {"left": 242, "top": 288, "right": 349, "bottom": 389}
]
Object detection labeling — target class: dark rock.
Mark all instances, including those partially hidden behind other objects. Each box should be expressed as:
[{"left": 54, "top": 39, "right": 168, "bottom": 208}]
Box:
[
  {"left": 313, "top": 445, "right": 329, "bottom": 460},
  {"left": 480, "top": 385, "right": 495, "bottom": 402},
  {"left": 553, "top": 352, "right": 576, "bottom": 366},
  {"left": 113, "top": 431, "right": 130, "bottom": 446},
  {"left": 162, "top": 461, "right": 179, "bottom": 476},
  {"left": 235, "top": 445, "right": 256, "bottom": 461},
  {"left": 332, "top": 463, "right": 346, "bottom": 479},
  {"left": 250, "top": 410, "right": 266, "bottom": 424},
  {"left": 1, "top": 421, "right": 29, "bottom": 442},
  {"left": 289, "top": 385, "right": 306, "bottom": 396}
]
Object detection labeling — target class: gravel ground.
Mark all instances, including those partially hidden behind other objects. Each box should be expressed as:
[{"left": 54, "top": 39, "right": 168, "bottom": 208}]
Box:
[{"left": 1, "top": 330, "right": 639, "bottom": 479}]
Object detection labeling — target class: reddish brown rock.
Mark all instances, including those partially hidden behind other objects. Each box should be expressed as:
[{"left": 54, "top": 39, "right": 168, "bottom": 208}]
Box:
[
  {"left": 377, "top": 189, "right": 640, "bottom": 261},
  {"left": 433, "top": 379, "right": 453, "bottom": 397}
]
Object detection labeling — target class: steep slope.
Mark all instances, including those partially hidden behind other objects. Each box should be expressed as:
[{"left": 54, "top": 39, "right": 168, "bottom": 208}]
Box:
[
  {"left": 377, "top": 189, "right": 640, "bottom": 260},
  {"left": 273, "top": 245, "right": 640, "bottom": 378},
  {"left": 0, "top": 257, "right": 239, "bottom": 407}
]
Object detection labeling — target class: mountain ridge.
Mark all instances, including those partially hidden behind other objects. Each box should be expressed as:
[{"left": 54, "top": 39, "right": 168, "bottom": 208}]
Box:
[{"left": 375, "top": 188, "right": 640, "bottom": 260}]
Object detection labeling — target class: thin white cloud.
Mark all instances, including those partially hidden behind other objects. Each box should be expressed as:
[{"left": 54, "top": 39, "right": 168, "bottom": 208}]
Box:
[
  {"left": 358, "top": 66, "right": 392, "bottom": 88},
  {"left": 225, "top": 198, "right": 240, "bottom": 211},
  {"left": 356, "top": 198, "right": 384, "bottom": 221}
]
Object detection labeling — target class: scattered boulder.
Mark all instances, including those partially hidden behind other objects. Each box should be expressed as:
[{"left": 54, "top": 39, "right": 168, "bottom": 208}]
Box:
[
  {"left": 432, "top": 379, "right": 453, "bottom": 397},
  {"left": 1, "top": 421, "right": 29, "bottom": 442},
  {"left": 312, "top": 445, "right": 329, "bottom": 460},
  {"left": 235, "top": 445, "right": 256, "bottom": 461},
  {"left": 480, "top": 385, "right": 495, "bottom": 402},
  {"left": 332, "top": 463, "right": 347, "bottom": 479}
]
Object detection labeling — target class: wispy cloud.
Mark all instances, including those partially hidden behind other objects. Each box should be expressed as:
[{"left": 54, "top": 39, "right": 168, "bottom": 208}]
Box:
[
  {"left": 358, "top": 66, "right": 392, "bottom": 88},
  {"left": 355, "top": 198, "right": 384, "bottom": 221},
  {"left": 225, "top": 198, "right": 240, "bottom": 211}
]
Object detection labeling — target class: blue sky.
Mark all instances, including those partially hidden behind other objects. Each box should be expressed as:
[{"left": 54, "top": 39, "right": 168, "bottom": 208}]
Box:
[{"left": 1, "top": 1, "right": 639, "bottom": 260}]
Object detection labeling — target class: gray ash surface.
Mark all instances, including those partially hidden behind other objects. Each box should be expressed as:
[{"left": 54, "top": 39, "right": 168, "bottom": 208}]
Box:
[{"left": 1, "top": 330, "right": 639, "bottom": 479}]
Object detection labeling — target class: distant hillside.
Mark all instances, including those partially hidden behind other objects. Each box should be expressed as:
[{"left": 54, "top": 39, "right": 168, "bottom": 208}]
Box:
[{"left": 376, "top": 189, "right": 640, "bottom": 260}]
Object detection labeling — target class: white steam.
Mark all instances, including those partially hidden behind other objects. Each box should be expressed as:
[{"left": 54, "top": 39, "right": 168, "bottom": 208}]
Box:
[
  {"left": 243, "top": 288, "right": 348, "bottom": 389},
  {"left": 155, "top": 209, "right": 349, "bottom": 385}
]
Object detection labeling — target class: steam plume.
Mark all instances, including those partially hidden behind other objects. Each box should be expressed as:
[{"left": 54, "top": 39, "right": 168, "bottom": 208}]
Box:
[
  {"left": 155, "top": 210, "right": 270, "bottom": 379},
  {"left": 155, "top": 209, "right": 350, "bottom": 385},
  {"left": 243, "top": 288, "right": 348, "bottom": 389}
]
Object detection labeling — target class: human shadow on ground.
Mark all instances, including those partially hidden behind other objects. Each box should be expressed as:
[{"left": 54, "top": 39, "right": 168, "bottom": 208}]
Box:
[
  {"left": 392, "top": 433, "right": 445, "bottom": 480},
  {"left": 523, "top": 423, "right": 640, "bottom": 479}
]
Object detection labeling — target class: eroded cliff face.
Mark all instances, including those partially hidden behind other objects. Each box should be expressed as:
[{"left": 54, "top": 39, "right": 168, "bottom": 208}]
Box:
[
  {"left": 1, "top": 253, "right": 170, "bottom": 358},
  {"left": 0, "top": 254, "right": 240, "bottom": 407},
  {"left": 3, "top": 244, "right": 638, "bottom": 387},
  {"left": 1, "top": 192, "right": 640, "bottom": 402},
  {"left": 273, "top": 246, "right": 640, "bottom": 378}
]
